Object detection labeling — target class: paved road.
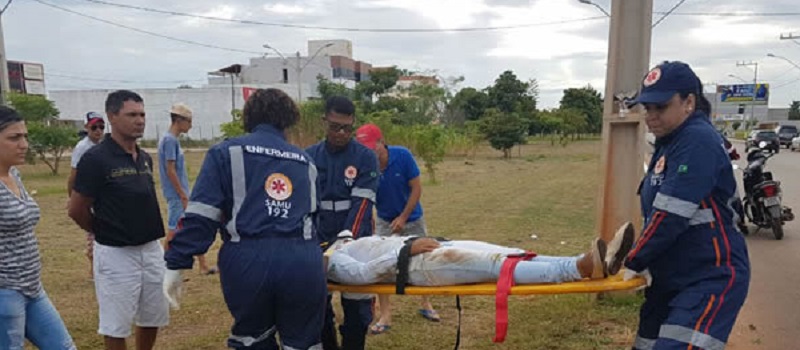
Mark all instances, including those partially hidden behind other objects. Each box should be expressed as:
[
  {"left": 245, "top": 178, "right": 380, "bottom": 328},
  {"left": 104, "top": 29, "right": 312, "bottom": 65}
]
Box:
[{"left": 727, "top": 144, "right": 800, "bottom": 349}]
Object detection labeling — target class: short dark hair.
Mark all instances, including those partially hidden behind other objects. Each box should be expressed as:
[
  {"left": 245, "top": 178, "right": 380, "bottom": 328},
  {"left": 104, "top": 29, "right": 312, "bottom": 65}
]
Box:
[
  {"left": 242, "top": 88, "right": 299, "bottom": 132},
  {"left": 0, "top": 105, "right": 23, "bottom": 132},
  {"left": 105, "top": 90, "right": 143, "bottom": 115},
  {"left": 325, "top": 96, "right": 355, "bottom": 117}
]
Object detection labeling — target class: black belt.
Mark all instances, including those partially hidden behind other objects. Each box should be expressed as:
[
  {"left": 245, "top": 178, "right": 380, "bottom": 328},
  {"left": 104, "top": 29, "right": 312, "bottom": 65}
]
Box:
[{"left": 395, "top": 236, "right": 450, "bottom": 295}]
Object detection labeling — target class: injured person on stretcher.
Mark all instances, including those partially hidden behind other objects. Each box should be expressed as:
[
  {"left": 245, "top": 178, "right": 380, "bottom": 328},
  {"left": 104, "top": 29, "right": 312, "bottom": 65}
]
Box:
[{"left": 325, "top": 222, "right": 636, "bottom": 286}]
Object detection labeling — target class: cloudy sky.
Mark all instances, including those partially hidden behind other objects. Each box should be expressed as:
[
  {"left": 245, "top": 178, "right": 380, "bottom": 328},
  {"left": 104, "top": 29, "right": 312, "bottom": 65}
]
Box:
[{"left": 5, "top": 0, "right": 800, "bottom": 108}]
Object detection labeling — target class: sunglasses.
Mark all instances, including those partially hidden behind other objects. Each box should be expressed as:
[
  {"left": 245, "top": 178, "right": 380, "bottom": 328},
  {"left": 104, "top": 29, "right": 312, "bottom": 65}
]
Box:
[
  {"left": 91, "top": 124, "right": 105, "bottom": 131},
  {"left": 326, "top": 121, "right": 354, "bottom": 133}
]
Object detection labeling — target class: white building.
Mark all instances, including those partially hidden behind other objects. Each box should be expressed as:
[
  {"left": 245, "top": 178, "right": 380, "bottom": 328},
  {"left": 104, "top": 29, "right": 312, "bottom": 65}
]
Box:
[
  {"left": 50, "top": 40, "right": 375, "bottom": 140},
  {"left": 49, "top": 84, "right": 294, "bottom": 141},
  {"left": 208, "top": 39, "right": 372, "bottom": 100}
]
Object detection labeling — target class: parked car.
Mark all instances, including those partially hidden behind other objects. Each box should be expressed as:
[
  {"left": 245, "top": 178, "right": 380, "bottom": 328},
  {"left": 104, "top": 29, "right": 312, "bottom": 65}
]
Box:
[
  {"left": 791, "top": 136, "right": 800, "bottom": 152},
  {"left": 776, "top": 125, "right": 799, "bottom": 149},
  {"left": 746, "top": 130, "right": 780, "bottom": 153}
]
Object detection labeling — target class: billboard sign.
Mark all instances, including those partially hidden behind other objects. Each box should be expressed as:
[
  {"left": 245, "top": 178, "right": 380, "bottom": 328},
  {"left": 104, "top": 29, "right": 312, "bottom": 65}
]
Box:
[
  {"left": 717, "top": 84, "right": 769, "bottom": 105},
  {"left": 7, "top": 61, "right": 45, "bottom": 95},
  {"left": 24, "top": 80, "right": 46, "bottom": 95},
  {"left": 7, "top": 61, "right": 25, "bottom": 93},
  {"left": 22, "top": 63, "right": 44, "bottom": 80}
]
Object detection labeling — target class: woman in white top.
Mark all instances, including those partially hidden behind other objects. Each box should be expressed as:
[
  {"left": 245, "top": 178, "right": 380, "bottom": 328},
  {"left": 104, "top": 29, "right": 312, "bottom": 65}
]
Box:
[{"left": 0, "top": 106, "right": 75, "bottom": 349}]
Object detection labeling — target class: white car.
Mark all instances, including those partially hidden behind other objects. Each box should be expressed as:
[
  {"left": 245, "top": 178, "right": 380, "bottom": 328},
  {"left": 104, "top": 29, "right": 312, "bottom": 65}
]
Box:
[{"left": 792, "top": 136, "right": 800, "bottom": 152}]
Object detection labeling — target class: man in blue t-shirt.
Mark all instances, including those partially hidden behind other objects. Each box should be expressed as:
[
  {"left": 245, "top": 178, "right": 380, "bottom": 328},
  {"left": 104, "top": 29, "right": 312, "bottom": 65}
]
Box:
[
  {"left": 158, "top": 103, "right": 213, "bottom": 274},
  {"left": 355, "top": 123, "right": 439, "bottom": 334}
]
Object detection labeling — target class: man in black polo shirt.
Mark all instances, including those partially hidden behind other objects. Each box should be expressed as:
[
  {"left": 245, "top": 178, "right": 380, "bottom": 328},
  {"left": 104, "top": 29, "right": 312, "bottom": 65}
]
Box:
[{"left": 68, "top": 90, "right": 168, "bottom": 350}]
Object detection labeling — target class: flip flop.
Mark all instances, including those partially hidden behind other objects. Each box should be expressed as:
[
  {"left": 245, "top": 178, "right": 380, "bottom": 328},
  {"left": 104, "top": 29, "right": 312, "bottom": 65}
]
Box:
[
  {"left": 418, "top": 309, "right": 441, "bottom": 322},
  {"left": 202, "top": 266, "right": 218, "bottom": 275},
  {"left": 369, "top": 323, "right": 391, "bottom": 335}
]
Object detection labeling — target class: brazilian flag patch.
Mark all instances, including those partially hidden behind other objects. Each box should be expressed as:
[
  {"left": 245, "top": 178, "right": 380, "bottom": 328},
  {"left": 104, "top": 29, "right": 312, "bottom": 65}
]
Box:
[{"left": 678, "top": 164, "right": 688, "bottom": 174}]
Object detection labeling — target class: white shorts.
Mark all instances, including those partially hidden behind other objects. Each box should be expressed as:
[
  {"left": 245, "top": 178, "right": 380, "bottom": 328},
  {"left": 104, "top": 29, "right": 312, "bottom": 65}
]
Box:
[{"left": 93, "top": 240, "right": 169, "bottom": 338}]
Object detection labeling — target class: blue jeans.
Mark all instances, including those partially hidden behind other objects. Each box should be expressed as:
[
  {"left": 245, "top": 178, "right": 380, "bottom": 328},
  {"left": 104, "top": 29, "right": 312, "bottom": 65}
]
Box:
[
  {"left": 406, "top": 240, "right": 582, "bottom": 286},
  {"left": 0, "top": 289, "right": 75, "bottom": 350}
]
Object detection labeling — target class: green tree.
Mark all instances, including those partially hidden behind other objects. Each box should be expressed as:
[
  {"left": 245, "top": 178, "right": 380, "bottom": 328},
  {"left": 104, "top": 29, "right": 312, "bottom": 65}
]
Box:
[
  {"left": 399, "top": 84, "right": 447, "bottom": 125},
  {"left": 316, "top": 75, "right": 353, "bottom": 101},
  {"left": 290, "top": 100, "right": 326, "bottom": 147},
  {"left": 536, "top": 109, "right": 566, "bottom": 145},
  {"left": 486, "top": 71, "right": 537, "bottom": 114},
  {"left": 478, "top": 108, "right": 527, "bottom": 158},
  {"left": 446, "top": 87, "right": 490, "bottom": 125},
  {"left": 8, "top": 93, "right": 76, "bottom": 175},
  {"left": 26, "top": 122, "right": 78, "bottom": 175},
  {"left": 555, "top": 108, "right": 589, "bottom": 141},
  {"left": 371, "top": 96, "right": 408, "bottom": 116},
  {"left": 8, "top": 92, "right": 59, "bottom": 122},
  {"left": 789, "top": 101, "right": 800, "bottom": 121},
  {"left": 367, "top": 66, "right": 401, "bottom": 97},
  {"left": 411, "top": 125, "right": 447, "bottom": 183},
  {"left": 559, "top": 85, "right": 603, "bottom": 133},
  {"left": 220, "top": 109, "right": 245, "bottom": 138}
]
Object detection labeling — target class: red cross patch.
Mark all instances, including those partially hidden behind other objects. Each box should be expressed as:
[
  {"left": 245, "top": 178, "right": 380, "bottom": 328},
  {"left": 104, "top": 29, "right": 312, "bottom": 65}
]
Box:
[
  {"left": 345, "top": 166, "right": 358, "bottom": 180},
  {"left": 643, "top": 68, "right": 661, "bottom": 87},
  {"left": 265, "top": 173, "right": 293, "bottom": 201}
]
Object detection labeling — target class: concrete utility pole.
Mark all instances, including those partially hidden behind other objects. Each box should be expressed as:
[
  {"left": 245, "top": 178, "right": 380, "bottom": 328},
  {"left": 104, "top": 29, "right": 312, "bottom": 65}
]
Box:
[
  {"left": 596, "top": 0, "right": 653, "bottom": 243},
  {"left": 264, "top": 43, "right": 332, "bottom": 102},
  {"left": 0, "top": 15, "right": 11, "bottom": 106},
  {"left": 295, "top": 51, "right": 302, "bottom": 102},
  {"left": 736, "top": 61, "right": 758, "bottom": 126}
]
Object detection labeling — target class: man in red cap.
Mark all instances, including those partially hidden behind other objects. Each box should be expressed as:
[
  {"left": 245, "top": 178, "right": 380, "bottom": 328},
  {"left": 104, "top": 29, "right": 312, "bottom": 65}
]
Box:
[
  {"left": 67, "top": 111, "right": 106, "bottom": 278},
  {"left": 355, "top": 123, "right": 439, "bottom": 334}
]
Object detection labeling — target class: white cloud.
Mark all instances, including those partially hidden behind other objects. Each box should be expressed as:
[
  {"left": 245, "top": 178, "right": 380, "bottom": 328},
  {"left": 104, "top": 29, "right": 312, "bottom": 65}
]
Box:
[
  {"left": 486, "top": 0, "right": 608, "bottom": 60},
  {"left": 182, "top": 5, "right": 238, "bottom": 27},
  {"left": 8, "top": 0, "right": 800, "bottom": 109},
  {"left": 358, "top": 0, "right": 490, "bottom": 29},
  {"left": 689, "top": 17, "right": 787, "bottom": 46},
  {"left": 263, "top": 4, "right": 307, "bottom": 15}
]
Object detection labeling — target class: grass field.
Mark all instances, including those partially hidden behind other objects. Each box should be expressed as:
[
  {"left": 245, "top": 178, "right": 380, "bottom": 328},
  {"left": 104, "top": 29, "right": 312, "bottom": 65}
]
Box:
[{"left": 22, "top": 139, "right": 642, "bottom": 349}]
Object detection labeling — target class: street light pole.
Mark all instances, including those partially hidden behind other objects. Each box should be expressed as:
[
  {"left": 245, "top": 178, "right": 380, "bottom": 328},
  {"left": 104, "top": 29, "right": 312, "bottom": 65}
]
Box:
[
  {"left": 736, "top": 61, "right": 758, "bottom": 128},
  {"left": 767, "top": 53, "right": 800, "bottom": 72},
  {"left": 727, "top": 74, "right": 748, "bottom": 83},
  {"left": 0, "top": 14, "right": 11, "bottom": 106},
  {"left": 263, "top": 43, "right": 333, "bottom": 102},
  {"left": 295, "top": 51, "right": 302, "bottom": 101}
]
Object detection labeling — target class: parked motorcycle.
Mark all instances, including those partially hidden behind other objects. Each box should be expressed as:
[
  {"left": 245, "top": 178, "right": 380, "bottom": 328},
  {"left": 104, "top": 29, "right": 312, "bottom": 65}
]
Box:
[{"left": 736, "top": 141, "right": 795, "bottom": 240}]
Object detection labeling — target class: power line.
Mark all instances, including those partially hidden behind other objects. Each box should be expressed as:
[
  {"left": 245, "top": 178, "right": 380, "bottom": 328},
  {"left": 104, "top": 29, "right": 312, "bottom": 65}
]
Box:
[
  {"left": 32, "top": 0, "right": 263, "bottom": 54},
  {"left": 75, "top": 0, "right": 607, "bottom": 32},
  {"left": 775, "top": 76, "right": 800, "bottom": 88},
  {"left": 666, "top": 11, "right": 800, "bottom": 17},
  {"left": 1, "top": 0, "right": 12, "bottom": 14},
  {"left": 76, "top": 0, "right": 800, "bottom": 32},
  {"left": 652, "top": 0, "right": 688, "bottom": 28}
]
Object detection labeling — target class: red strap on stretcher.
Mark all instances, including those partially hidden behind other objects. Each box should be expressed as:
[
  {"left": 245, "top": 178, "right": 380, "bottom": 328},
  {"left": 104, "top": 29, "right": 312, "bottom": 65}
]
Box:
[{"left": 494, "top": 251, "right": 536, "bottom": 343}]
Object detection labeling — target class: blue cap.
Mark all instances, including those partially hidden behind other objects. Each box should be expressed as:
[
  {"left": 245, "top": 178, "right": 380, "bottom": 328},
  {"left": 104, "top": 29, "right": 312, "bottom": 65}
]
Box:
[{"left": 629, "top": 61, "right": 702, "bottom": 106}]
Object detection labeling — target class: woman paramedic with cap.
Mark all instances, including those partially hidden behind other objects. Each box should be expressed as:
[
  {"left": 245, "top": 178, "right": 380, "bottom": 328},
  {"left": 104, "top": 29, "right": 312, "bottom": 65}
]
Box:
[{"left": 623, "top": 61, "right": 750, "bottom": 350}]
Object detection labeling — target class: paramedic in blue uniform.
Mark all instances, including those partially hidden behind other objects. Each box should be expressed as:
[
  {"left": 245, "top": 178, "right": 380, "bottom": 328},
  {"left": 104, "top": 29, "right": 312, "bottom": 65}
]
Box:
[
  {"left": 163, "top": 88, "right": 326, "bottom": 350},
  {"left": 305, "top": 96, "right": 379, "bottom": 350},
  {"left": 624, "top": 61, "right": 750, "bottom": 350}
]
